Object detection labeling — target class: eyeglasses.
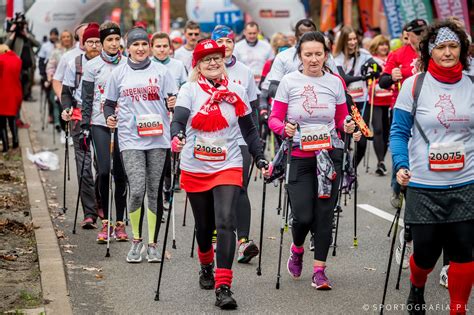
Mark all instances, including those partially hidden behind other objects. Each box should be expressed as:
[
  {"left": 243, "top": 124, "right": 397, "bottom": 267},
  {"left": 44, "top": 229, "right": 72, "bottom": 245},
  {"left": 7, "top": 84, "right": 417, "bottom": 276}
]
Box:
[
  {"left": 85, "top": 40, "right": 101, "bottom": 47},
  {"left": 201, "top": 56, "right": 223, "bottom": 64},
  {"left": 187, "top": 32, "right": 200, "bottom": 37}
]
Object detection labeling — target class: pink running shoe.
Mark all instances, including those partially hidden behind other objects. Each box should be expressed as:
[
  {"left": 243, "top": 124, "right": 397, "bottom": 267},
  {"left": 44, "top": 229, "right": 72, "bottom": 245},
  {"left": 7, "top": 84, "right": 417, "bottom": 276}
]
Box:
[
  {"left": 114, "top": 221, "right": 129, "bottom": 241},
  {"left": 96, "top": 220, "right": 114, "bottom": 244}
]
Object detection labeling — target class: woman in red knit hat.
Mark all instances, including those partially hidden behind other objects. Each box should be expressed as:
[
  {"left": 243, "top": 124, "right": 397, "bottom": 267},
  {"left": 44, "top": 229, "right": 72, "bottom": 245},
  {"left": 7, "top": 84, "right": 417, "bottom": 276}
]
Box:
[{"left": 171, "top": 39, "right": 269, "bottom": 310}]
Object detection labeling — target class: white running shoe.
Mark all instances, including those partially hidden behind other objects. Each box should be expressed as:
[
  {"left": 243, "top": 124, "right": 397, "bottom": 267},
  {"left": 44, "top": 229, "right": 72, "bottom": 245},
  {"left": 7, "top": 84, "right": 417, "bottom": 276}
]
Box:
[
  {"left": 395, "top": 229, "right": 411, "bottom": 269},
  {"left": 439, "top": 265, "right": 449, "bottom": 288}
]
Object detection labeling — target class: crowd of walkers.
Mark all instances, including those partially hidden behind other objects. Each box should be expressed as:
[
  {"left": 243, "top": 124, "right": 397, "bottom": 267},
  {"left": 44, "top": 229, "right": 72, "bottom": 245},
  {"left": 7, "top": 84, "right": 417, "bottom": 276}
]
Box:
[{"left": 2, "top": 13, "right": 473, "bottom": 313}]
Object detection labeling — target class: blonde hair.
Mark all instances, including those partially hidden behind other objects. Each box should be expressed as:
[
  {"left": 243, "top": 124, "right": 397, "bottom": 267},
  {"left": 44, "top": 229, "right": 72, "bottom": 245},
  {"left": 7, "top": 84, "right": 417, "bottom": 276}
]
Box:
[
  {"left": 0, "top": 44, "right": 10, "bottom": 54},
  {"left": 270, "top": 32, "right": 288, "bottom": 54},
  {"left": 369, "top": 35, "right": 390, "bottom": 55}
]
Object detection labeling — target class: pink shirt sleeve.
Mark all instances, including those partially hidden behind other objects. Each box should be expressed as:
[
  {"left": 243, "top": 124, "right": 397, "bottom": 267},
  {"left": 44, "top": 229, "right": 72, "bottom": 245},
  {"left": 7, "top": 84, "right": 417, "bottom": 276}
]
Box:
[
  {"left": 334, "top": 102, "right": 349, "bottom": 131},
  {"left": 268, "top": 99, "right": 288, "bottom": 137}
]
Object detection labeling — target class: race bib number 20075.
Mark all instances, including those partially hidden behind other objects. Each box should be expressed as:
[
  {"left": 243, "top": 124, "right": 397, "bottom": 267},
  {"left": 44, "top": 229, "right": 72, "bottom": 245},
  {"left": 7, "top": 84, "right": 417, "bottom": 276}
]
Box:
[{"left": 428, "top": 142, "right": 465, "bottom": 172}]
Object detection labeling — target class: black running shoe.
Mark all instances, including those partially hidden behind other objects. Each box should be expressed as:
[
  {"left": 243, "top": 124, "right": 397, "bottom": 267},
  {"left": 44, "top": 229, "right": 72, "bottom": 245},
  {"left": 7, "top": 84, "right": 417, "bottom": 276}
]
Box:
[
  {"left": 199, "top": 263, "right": 215, "bottom": 290},
  {"left": 237, "top": 240, "right": 259, "bottom": 263},
  {"left": 215, "top": 285, "right": 237, "bottom": 310},
  {"left": 376, "top": 162, "right": 388, "bottom": 176},
  {"left": 407, "top": 284, "right": 426, "bottom": 315}
]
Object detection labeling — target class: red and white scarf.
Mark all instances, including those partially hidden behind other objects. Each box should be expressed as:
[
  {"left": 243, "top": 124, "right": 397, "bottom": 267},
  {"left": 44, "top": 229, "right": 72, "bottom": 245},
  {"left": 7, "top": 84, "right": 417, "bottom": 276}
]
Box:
[{"left": 191, "top": 75, "right": 247, "bottom": 132}]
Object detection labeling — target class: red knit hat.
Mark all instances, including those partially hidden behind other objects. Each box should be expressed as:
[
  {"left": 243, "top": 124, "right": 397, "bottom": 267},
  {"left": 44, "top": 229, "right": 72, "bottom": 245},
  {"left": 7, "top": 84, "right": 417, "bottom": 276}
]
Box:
[
  {"left": 192, "top": 39, "right": 225, "bottom": 68},
  {"left": 82, "top": 23, "right": 100, "bottom": 45}
]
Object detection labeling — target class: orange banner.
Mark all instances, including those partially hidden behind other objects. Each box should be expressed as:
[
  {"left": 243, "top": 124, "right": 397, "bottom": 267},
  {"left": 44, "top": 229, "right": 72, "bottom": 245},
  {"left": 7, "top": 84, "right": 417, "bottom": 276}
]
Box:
[
  {"left": 358, "top": 0, "right": 373, "bottom": 32},
  {"left": 320, "top": 0, "right": 337, "bottom": 32},
  {"left": 161, "top": 0, "right": 170, "bottom": 33},
  {"left": 343, "top": 0, "right": 352, "bottom": 26}
]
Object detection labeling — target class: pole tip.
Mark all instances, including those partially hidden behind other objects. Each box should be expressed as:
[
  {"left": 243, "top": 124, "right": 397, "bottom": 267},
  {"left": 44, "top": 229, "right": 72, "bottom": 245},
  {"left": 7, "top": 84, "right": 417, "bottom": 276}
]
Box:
[{"left": 276, "top": 283, "right": 280, "bottom": 290}]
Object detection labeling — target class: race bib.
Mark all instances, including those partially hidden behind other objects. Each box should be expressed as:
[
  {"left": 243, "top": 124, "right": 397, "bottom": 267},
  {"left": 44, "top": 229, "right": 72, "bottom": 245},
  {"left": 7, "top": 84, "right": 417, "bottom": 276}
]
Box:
[
  {"left": 428, "top": 142, "right": 465, "bottom": 171},
  {"left": 374, "top": 83, "right": 392, "bottom": 98},
  {"left": 136, "top": 114, "right": 163, "bottom": 137},
  {"left": 194, "top": 136, "right": 227, "bottom": 161},
  {"left": 300, "top": 125, "right": 332, "bottom": 151},
  {"left": 348, "top": 81, "right": 364, "bottom": 98}
]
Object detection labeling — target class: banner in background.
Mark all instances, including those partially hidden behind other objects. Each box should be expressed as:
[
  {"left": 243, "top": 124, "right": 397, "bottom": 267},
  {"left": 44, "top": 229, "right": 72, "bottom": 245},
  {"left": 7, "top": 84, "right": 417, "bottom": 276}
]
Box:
[
  {"left": 110, "top": 8, "right": 122, "bottom": 25},
  {"left": 6, "top": 0, "right": 24, "bottom": 18},
  {"left": 343, "top": 0, "right": 352, "bottom": 26},
  {"left": 433, "top": 0, "right": 470, "bottom": 35},
  {"left": 161, "top": 0, "right": 170, "bottom": 33},
  {"left": 320, "top": 0, "right": 337, "bottom": 31},
  {"left": 399, "top": 0, "right": 433, "bottom": 25},
  {"left": 359, "top": 0, "right": 373, "bottom": 32},
  {"left": 382, "top": 0, "right": 403, "bottom": 38}
]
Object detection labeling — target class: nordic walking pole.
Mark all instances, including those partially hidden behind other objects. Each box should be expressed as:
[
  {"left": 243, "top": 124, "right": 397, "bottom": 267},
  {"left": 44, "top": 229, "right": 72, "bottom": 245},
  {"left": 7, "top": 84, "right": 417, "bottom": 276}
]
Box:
[
  {"left": 396, "top": 224, "right": 409, "bottom": 290},
  {"left": 190, "top": 227, "right": 196, "bottom": 258},
  {"left": 59, "top": 122, "right": 69, "bottom": 214},
  {"left": 333, "top": 116, "right": 352, "bottom": 256},
  {"left": 172, "top": 192, "right": 177, "bottom": 249},
  {"left": 387, "top": 214, "right": 397, "bottom": 237},
  {"left": 257, "top": 172, "right": 268, "bottom": 276},
  {"left": 365, "top": 73, "right": 376, "bottom": 174},
  {"left": 155, "top": 131, "right": 183, "bottom": 301},
  {"left": 106, "top": 127, "right": 115, "bottom": 258},
  {"left": 276, "top": 135, "right": 293, "bottom": 290},
  {"left": 380, "top": 173, "right": 407, "bottom": 314},
  {"left": 72, "top": 148, "right": 88, "bottom": 234},
  {"left": 353, "top": 138, "right": 358, "bottom": 247},
  {"left": 276, "top": 178, "right": 283, "bottom": 215},
  {"left": 182, "top": 194, "right": 188, "bottom": 226}
]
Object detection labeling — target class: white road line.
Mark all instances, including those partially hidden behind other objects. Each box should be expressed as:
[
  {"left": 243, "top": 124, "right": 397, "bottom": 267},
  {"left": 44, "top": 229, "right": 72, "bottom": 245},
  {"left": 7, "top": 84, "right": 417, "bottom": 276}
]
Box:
[{"left": 357, "top": 204, "right": 404, "bottom": 227}]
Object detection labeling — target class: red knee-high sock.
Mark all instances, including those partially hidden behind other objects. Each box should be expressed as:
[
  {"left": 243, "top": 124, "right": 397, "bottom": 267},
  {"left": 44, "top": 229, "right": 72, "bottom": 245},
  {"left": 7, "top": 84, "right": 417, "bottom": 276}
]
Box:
[
  {"left": 198, "top": 247, "right": 214, "bottom": 265},
  {"left": 448, "top": 261, "right": 474, "bottom": 315},
  {"left": 409, "top": 255, "right": 433, "bottom": 288},
  {"left": 215, "top": 268, "right": 233, "bottom": 289}
]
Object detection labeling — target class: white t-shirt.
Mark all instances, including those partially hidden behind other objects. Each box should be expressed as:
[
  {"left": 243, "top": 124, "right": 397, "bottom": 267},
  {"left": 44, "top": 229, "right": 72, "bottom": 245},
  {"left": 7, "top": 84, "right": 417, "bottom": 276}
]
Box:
[
  {"left": 152, "top": 57, "right": 187, "bottom": 88},
  {"left": 395, "top": 72, "right": 474, "bottom": 186},
  {"left": 226, "top": 59, "right": 259, "bottom": 146},
  {"left": 234, "top": 39, "right": 273, "bottom": 82},
  {"left": 81, "top": 55, "right": 127, "bottom": 127},
  {"left": 464, "top": 57, "right": 474, "bottom": 76},
  {"left": 62, "top": 54, "right": 89, "bottom": 106},
  {"left": 53, "top": 45, "right": 83, "bottom": 82},
  {"left": 173, "top": 46, "right": 193, "bottom": 73},
  {"left": 333, "top": 51, "right": 372, "bottom": 103},
  {"left": 38, "top": 41, "right": 55, "bottom": 61},
  {"left": 265, "top": 46, "right": 338, "bottom": 84},
  {"left": 274, "top": 71, "right": 346, "bottom": 145},
  {"left": 106, "top": 61, "right": 178, "bottom": 151},
  {"left": 175, "top": 80, "right": 251, "bottom": 174}
]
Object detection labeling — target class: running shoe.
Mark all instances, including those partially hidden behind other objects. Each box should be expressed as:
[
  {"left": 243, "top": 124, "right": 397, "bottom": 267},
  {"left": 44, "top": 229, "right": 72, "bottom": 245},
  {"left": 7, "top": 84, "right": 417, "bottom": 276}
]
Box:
[
  {"left": 406, "top": 283, "right": 426, "bottom": 315},
  {"left": 146, "top": 243, "right": 162, "bottom": 263},
  {"left": 439, "top": 265, "right": 449, "bottom": 289},
  {"left": 287, "top": 245, "right": 304, "bottom": 279},
  {"left": 309, "top": 235, "right": 315, "bottom": 252},
  {"left": 81, "top": 217, "right": 97, "bottom": 229},
  {"left": 163, "top": 199, "right": 170, "bottom": 211},
  {"left": 114, "top": 221, "right": 129, "bottom": 241},
  {"left": 376, "top": 162, "right": 388, "bottom": 176},
  {"left": 390, "top": 192, "right": 401, "bottom": 209},
  {"left": 199, "top": 263, "right": 215, "bottom": 290},
  {"left": 215, "top": 285, "right": 237, "bottom": 310},
  {"left": 16, "top": 119, "right": 30, "bottom": 129},
  {"left": 395, "top": 229, "right": 411, "bottom": 269},
  {"left": 312, "top": 269, "right": 332, "bottom": 290},
  {"left": 237, "top": 239, "right": 259, "bottom": 264},
  {"left": 126, "top": 239, "right": 144, "bottom": 263},
  {"left": 212, "top": 230, "right": 217, "bottom": 252},
  {"left": 96, "top": 220, "right": 114, "bottom": 244}
]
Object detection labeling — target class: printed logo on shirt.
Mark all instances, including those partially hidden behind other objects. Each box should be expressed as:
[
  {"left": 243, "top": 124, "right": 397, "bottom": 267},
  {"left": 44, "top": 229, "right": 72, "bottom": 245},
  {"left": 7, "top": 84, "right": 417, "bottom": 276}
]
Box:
[
  {"left": 98, "top": 84, "right": 105, "bottom": 112},
  {"left": 301, "top": 85, "right": 318, "bottom": 116},
  {"left": 121, "top": 77, "right": 161, "bottom": 102},
  {"left": 410, "top": 58, "right": 419, "bottom": 75},
  {"left": 434, "top": 94, "right": 470, "bottom": 131}
]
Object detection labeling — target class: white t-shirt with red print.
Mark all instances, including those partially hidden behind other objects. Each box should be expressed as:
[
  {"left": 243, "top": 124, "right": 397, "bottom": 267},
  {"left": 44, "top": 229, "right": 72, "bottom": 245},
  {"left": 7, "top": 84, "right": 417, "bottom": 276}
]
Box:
[
  {"left": 395, "top": 72, "right": 474, "bottom": 186},
  {"left": 174, "top": 46, "right": 193, "bottom": 73},
  {"left": 234, "top": 39, "right": 273, "bottom": 83},
  {"left": 175, "top": 80, "right": 252, "bottom": 174},
  {"left": 82, "top": 55, "right": 127, "bottom": 127},
  {"left": 105, "top": 62, "right": 178, "bottom": 151},
  {"left": 273, "top": 70, "right": 346, "bottom": 146}
]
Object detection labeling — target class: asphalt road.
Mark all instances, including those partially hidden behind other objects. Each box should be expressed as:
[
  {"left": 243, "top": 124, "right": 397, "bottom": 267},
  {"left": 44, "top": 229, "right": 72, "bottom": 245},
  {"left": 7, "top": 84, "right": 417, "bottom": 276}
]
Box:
[{"left": 23, "top": 87, "right": 471, "bottom": 314}]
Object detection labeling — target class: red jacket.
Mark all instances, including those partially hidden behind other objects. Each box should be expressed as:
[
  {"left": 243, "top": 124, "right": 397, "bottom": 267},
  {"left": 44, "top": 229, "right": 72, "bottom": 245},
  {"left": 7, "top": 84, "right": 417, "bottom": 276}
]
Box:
[{"left": 0, "top": 51, "right": 22, "bottom": 116}]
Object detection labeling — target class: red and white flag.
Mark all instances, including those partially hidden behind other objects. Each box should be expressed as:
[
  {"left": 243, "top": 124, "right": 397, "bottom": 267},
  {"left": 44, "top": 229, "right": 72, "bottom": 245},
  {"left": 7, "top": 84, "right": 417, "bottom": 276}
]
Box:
[{"left": 6, "top": 0, "right": 24, "bottom": 19}]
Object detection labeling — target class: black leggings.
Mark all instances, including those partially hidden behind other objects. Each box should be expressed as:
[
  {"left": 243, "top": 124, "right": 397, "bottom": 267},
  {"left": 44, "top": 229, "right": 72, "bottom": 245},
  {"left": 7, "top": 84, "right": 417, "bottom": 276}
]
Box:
[
  {"left": 355, "top": 101, "right": 371, "bottom": 167},
  {"left": 371, "top": 106, "right": 390, "bottom": 163},
  {"left": 287, "top": 149, "right": 343, "bottom": 262},
  {"left": 91, "top": 125, "right": 127, "bottom": 221},
  {"left": 0, "top": 116, "right": 18, "bottom": 151},
  {"left": 188, "top": 185, "right": 240, "bottom": 269},
  {"left": 236, "top": 145, "right": 252, "bottom": 240},
  {"left": 411, "top": 220, "right": 473, "bottom": 269}
]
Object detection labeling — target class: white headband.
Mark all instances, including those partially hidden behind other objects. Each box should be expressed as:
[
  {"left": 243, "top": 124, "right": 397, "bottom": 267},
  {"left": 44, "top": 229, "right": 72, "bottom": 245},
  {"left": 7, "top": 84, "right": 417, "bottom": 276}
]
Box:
[{"left": 428, "top": 27, "right": 460, "bottom": 55}]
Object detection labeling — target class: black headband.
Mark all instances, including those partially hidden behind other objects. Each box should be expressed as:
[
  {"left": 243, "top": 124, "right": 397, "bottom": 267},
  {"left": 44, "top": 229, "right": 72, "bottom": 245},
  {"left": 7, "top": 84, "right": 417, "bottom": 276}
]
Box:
[{"left": 100, "top": 27, "right": 121, "bottom": 43}]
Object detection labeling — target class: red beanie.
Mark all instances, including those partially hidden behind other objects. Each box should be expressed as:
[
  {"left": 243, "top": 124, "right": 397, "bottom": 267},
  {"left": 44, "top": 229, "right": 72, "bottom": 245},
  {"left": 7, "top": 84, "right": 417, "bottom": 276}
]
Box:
[
  {"left": 82, "top": 23, "right": 100, "bottom": 45},
  {"left": 192, "top": 39, "right": 225, "bottom": 68}
]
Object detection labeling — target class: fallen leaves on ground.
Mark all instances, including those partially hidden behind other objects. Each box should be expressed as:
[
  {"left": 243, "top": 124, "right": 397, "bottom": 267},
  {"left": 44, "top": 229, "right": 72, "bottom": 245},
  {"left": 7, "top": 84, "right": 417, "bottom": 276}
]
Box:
[
  {"left": 267, "top": 236, "right": 276, "bottom": 240},
  {"left": 165, "top": 251, "right": 172, "bottom": 260},
  {"left": 95, "top": 274, "right": 104, "bottom": 279},
  {"left": 364, "top": 267, "right": 376, "bottom": 271},
  {"left": 83, "top": 266, "right": 103, "bottom": 272},
  {"left": 0, "top": 218, "right": 34, "bottom": 236}
]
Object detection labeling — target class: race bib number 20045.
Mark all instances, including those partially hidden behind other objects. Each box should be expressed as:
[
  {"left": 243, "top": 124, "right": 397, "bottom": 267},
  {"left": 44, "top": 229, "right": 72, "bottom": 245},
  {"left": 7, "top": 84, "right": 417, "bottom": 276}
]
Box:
[
  {"left": 300, "top": 125, "right": 332, "bottom": 151},
  {"left": 428, "top": 142, "right": 465, "bottom": 172}
]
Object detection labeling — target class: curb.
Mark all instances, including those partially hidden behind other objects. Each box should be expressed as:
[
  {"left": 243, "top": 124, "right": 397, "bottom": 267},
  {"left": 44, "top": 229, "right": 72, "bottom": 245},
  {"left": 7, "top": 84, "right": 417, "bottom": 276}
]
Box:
[{"left": 19, "top": 111, "right": 73, "bottom": 315}]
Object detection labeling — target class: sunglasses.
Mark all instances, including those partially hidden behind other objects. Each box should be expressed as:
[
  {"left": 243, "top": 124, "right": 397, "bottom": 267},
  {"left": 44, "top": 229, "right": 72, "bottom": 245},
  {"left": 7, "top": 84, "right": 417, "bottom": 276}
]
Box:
[{"left": 187, "top": 32, "right": 200, "bottom": 37}]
